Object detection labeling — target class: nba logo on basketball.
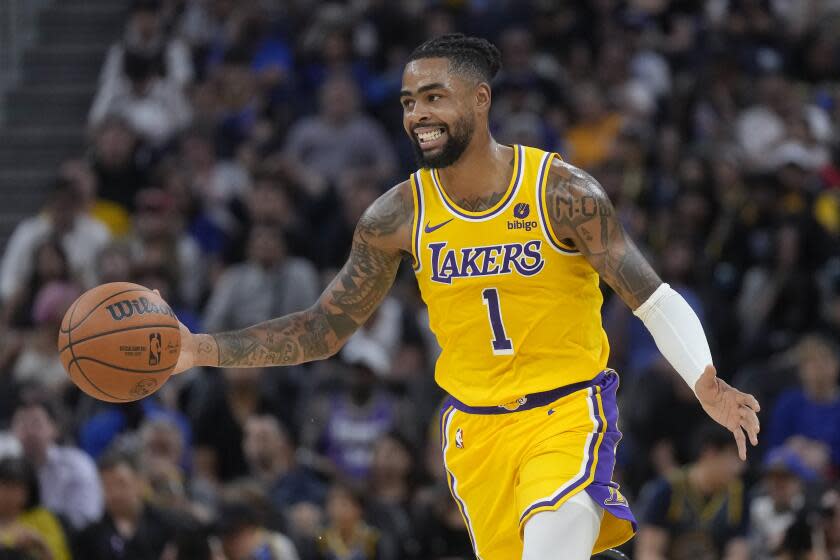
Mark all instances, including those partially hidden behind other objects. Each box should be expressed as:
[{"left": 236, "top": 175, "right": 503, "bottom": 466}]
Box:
[{"left": 148, "top": 333, "right": 162, "bottom": 366}]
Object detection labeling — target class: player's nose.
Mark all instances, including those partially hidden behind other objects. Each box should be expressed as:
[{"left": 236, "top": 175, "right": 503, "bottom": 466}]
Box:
[{"left": 406, "top": 102, "right": 432, "bottom": 123}]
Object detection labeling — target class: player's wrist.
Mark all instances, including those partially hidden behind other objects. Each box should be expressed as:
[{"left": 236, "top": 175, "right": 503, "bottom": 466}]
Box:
[{"left": 192, "top": 333, "right": 218, "bottom": 367}]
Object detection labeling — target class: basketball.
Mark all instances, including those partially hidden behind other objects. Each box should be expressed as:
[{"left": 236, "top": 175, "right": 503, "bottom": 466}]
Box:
[{"left": 57, "top": 282, "right": 181, "bottom": 403}]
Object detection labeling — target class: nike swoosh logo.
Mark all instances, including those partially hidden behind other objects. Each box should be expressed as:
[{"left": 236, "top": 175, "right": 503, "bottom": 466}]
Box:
[{"left": 424, "top": 218, "right": 454, "bottom": 234}]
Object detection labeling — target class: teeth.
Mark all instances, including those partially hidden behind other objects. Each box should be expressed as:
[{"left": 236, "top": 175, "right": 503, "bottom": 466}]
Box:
[{"left": 417, "top": 129, "right": 444, "bottom": 143}]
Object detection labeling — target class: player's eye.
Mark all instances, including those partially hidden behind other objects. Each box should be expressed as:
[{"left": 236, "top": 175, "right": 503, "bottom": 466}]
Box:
[
  {"left": 402, "top": 99, "right": 414, "bottom": 110},
  {"left": 428, "top": 94, "right": 441, "bottom": 102}
]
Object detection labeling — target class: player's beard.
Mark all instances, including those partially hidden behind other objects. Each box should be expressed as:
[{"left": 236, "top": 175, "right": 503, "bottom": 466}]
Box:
[{"left": 412, "top": 114, "right": 475, "bottom": 169}]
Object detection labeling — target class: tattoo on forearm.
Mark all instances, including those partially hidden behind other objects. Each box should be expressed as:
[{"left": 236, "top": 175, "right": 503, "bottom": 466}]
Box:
[
  {"left": 546, "top": 161, "right": 660, "bottom": 308},
  {"left": 212, "top": 187, "right": 410, "bottom": 368}
]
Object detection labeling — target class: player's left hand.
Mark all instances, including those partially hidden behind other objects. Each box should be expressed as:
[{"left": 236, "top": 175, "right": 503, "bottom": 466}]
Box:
[{"left": 694, "top": 365, "right": 761, "bottom": 461}]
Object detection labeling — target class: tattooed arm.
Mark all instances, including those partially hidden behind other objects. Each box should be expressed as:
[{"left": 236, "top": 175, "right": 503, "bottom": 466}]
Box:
[
  {"left": 544, "top": 159, "right": 660, "bottom": 309},
  {"left": 174, "top": 183, "right": 413, "bottom": 371},
  {"left": 545, "top": 159, "right": 760, "bottom": 459}
]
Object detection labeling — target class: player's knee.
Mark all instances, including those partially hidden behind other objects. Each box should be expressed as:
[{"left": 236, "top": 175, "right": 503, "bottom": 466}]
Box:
[{"left": 522, "top": 494, "right": 603, "bottom": 560}]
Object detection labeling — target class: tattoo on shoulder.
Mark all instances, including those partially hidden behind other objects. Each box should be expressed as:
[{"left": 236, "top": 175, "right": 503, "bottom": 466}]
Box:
[
  {"left": 356, "top": 185, "right": 413, "bottom": 240},
  {"left": 327, "top": 187, "right": 408, "bottom": 321},
  {"left": 545, "top": 160, "right": 660, "bottom": 308}
]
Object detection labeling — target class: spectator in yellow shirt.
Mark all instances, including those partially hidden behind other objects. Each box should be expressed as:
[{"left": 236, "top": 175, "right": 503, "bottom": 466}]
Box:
[{"left": 0, "top": 457, "right": 71, "bottom": 560}]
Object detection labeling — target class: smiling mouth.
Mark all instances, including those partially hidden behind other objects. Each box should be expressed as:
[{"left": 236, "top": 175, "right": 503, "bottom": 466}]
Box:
[{"left": 414, "top": 126, "right": 447, "bottom": 150}]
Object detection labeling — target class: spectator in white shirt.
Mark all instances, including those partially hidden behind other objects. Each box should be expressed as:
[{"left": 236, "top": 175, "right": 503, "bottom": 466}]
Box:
[
  {"left": 0, "top": 178, "right": 110, "bottom": 303},
  {"left": 11, "top": 393, "right": 103, "bottom": 530},
  {"left": 99, "top": 0, "right": 193, "bottom": 91},
  {"left": 89, "top": 50, "right": 192, "bottom": 147}
]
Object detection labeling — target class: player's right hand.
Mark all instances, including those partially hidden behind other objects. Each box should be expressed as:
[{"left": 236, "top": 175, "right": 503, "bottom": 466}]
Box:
[
  {"left": 174, "top": 321, "right": 197, "bottom": 374},
  {"left": 695, "top": 365, "right": 761, "bottom": 461}
]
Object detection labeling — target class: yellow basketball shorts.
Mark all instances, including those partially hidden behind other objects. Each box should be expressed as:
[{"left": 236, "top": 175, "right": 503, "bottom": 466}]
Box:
[{"left": 439, "top": 369, "right": 636, "bottom": 559}]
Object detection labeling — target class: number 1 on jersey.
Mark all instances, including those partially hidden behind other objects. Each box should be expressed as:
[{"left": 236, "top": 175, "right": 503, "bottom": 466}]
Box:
[{"left": 481, "top": 288, "right": 513, "bottom": 355}]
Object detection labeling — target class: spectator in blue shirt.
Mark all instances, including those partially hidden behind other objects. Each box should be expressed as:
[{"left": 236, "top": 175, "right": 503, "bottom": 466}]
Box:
[{"left": 767, "top": 333, "right": 840, "bottom": 473}]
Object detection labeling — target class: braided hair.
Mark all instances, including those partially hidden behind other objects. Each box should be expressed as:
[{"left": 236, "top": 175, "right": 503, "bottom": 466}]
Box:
[{"left": 408, "top": 33, "right": 502, "bottom": 83}]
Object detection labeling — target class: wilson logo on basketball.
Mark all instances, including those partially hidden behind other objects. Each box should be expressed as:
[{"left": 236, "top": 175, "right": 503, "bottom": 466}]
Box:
[{"left": 105, "top": 297, "right": 176, "bottom": 321}]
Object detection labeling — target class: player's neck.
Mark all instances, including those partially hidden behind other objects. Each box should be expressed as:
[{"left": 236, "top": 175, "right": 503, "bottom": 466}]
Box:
[{"left": 436, "top": 135, "right": 512, "bottom": 201}]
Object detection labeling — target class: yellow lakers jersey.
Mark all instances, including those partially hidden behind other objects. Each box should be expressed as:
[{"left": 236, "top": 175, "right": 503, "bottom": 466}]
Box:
[{"left": 410, "top": 145, "right": 610, "bottom": 406}]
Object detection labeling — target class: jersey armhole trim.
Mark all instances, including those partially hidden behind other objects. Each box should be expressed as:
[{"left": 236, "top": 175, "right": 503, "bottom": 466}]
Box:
[
  {"left": 410, "top": 171, "right": 424, "bottom": 271},
  {"left": 536, "top": 152, "right": 580, "bottom": 255}
]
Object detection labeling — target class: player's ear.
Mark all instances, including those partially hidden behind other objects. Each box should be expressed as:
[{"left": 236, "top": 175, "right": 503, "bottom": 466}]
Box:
[{"left": 475, "top": 82, "right": 491, "bottom": 112}]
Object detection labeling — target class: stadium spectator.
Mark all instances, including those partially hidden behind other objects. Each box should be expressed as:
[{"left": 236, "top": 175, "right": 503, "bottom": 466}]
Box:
[
  {"left": 202, "top": 223, "right": 318, "bottom": 332},
  {"left": 411, "top": 482, "right": 474, "bottom": 560},
  {"left": 491, "top": 26, "right": 565, "bottom": 128},
  {"left": 99, "top": 0, "right": 193, "bottom": 90},
  {"left": 176, "top": 124, "right": 250, "bottom": 249},
  {"left": 129, "top": 187, "right": 204, "bottom": 309},
  {"left": 767, "top": 333, "right": 840, "bottom": 473},
  {"left": 749, "top": 447, "right": 817, "bottom": 558},
  {"left": 9, "top": 282, "right": 80, "bottom": 394},
  {"left": 282, "top": 75, "right": 397, "bottom": 190},
  {"left": 74, "top": 451, "right": 189, "bottom": 560},
  {"left": 78, "top": 395, "right": 192, "bottom": 461},
  {"left": 89, "top": 49, "right": 192, "bottom": 147},
  {"left": 316, "top": 483, "right": 393, "bottom": 560},
  {"left": 215, "top": 499, "right": 299, "bottom": 560},
  {"left": 0, "top": 178, "right": 109, "bottom": 301},
  {"left": 88, "top": 116, "right": 151, "bottom": 223},
  {"left": 0, "top": 457, "right": 71, "bottom": 560},
  {"left": 301, "top": 352, "right": 416, "bottom": 483},
  {"left": 11, "top": 393, "right": 103, "bottom": 530},
  {"left": 160, "top": 525, "right": 222, "bottom": 560},
  {"left": 136, "top": 417, "right": 192, "bottom": 514},
  {"left": 93, "top": 242, "right": 133, "bottom": 286},
  {"left": 340, "top": 294, "right": 404, "bottom": 379},
  {"left": 1, "top": 239, "right": 71, "bottom": 330},
  {"left": 365, "top": 432, "right": 420, "bottom": 559},
  {"left": 242, "top": 414, "right": 325, "bottom": 515},
  {"left": 208, "top": 47, "right": 264, "bottom": 158},
  {"left": 564, "top": 81, "right": 623, "bottom": 169},
  {"left": 312, "top": 169, "right": 380, "bottom": 271},
  {"left": 634, "top": 424, "right": 749, "bottom": 560},
  {"left": 192, "top": 367, "right": 287, "bottom": 484},
  {"left": 774, "top": 485, "right": 840, "bottom": 559},
  {"left": 226, "top": 171, "right": 311, "bottom": 265},
  {"left": 620, "top": 357, "right": 708, "bottom": 491}
]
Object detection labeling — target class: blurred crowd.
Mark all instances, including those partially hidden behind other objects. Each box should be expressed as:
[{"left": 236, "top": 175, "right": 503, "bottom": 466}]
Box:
[{"left": 0, "top": 0, "right": 840, "bottom": 559}]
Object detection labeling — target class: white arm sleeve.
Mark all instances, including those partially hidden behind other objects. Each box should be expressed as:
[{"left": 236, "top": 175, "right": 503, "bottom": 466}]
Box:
[{"left": 633, "top": 283, "right": 713, "bottom": 392}]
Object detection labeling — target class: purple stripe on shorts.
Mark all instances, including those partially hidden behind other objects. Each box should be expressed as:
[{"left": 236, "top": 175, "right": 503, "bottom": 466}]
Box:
[
  {"left": 583, "top": 374, "right": 638, "bottom": 529},
  {"left": 440, "top": 406, "right": 480, "bottom": 556},
  {"left": 518, "top": 386, "right": 605, "bottom": 523}
]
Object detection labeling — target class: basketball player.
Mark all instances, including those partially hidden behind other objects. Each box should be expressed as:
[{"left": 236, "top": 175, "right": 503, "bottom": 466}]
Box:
[{"left": 173, "top": 34, "right": 761, "bottom": 559}]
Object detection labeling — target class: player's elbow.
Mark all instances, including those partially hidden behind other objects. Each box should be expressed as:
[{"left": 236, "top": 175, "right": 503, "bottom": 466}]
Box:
[{"left": 307, "top": 304, "right": 360, "bottom": 360}]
